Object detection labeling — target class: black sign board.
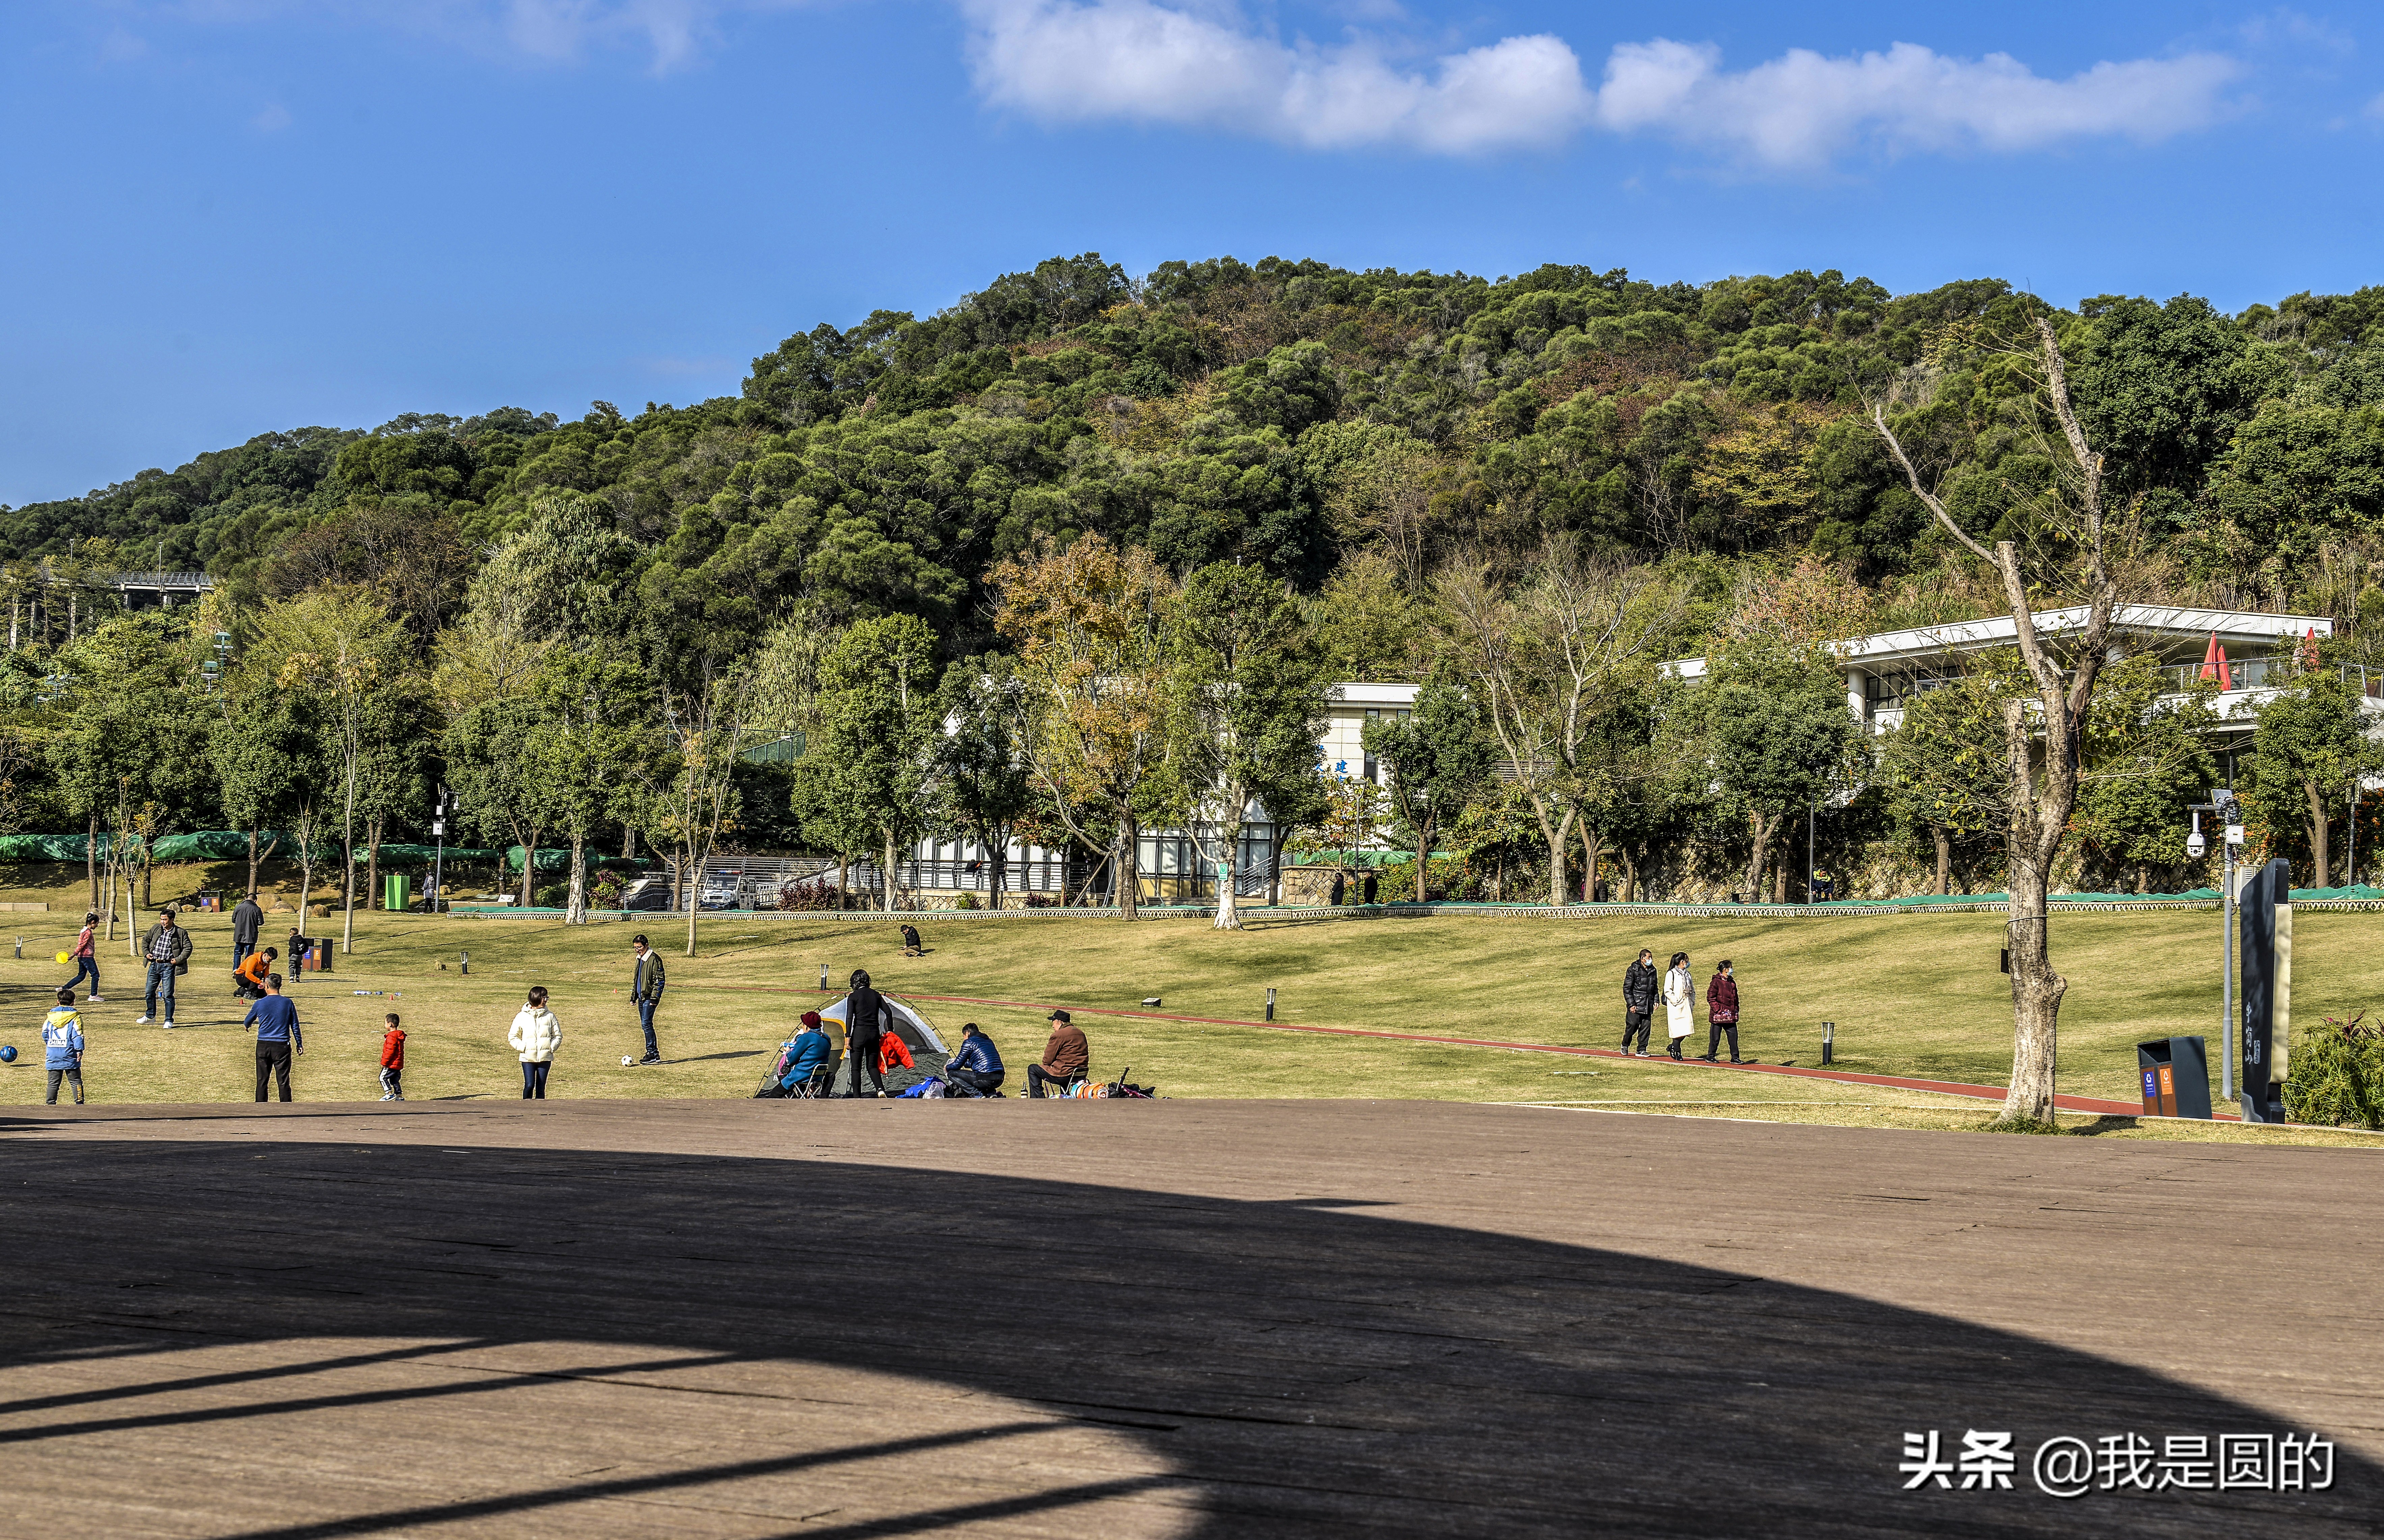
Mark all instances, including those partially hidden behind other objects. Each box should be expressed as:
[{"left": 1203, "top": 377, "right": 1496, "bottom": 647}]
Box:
[{"left": 2238, "top": 858, "right": 2293, "bottom": 1123}]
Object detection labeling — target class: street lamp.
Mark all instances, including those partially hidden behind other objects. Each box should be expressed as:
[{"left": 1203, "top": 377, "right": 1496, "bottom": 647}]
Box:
[
  {"left": 430, "top": 786, "right": 451, "bottom": 915},
  {"left": 2188, "top": 792, "right": 2244, "bottom": 1101}
]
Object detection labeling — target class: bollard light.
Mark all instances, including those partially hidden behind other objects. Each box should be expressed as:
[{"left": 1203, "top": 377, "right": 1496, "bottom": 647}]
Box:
[
  {"left": 820, "top": 964, "right": 829, "bottom": 991},
  {"left": 460, "top": 950, "right": 469, "bottom": 976},
  {"left": 1822, "top": 1020, "right": 1835, "bottom": 1065},
  {"left": 1266, "top": 987, "right": 1277, "bottom": 1022}
]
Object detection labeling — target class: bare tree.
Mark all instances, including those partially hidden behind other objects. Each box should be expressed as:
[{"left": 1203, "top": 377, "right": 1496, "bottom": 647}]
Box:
[
  {"left": 1438, "top": 542, "right": 1678, "bottom": 908},
  {"left": 1870, "top": 316, "right": 2118, "bottom": 1126}
]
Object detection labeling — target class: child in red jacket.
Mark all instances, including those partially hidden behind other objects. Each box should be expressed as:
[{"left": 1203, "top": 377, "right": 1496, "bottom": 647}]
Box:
[{"left": 379, "top": 1015, "right": 406, "bottom": 1101}]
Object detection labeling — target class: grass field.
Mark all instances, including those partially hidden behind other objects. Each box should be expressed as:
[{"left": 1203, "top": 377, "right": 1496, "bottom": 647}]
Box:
[{"left": 5, "top": 861, "right": 2384, "bottom": 1147}]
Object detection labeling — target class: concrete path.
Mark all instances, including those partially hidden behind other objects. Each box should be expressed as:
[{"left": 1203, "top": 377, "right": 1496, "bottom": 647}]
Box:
[{"left": 2, "top": 1100, "right": 2375, "bottom": 1537}]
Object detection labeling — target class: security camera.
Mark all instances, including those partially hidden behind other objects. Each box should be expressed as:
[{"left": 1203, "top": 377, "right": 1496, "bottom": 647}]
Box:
[{"left": 2187, "top": 830, "right": 2206, "bottom": 859}]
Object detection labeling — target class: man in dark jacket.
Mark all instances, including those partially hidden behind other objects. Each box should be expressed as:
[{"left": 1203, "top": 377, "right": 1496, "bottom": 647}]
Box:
[
  {"left": 138, "top": 907, "right": 194, "bottom": 1030},
  {"left": 629, "top": 934, "right": 666, "bottom": 1064},
  {"left": 1702, "top": 960, "right": 1743, "bottom": 1063},
  {"left": 840, "top": 969, "right": 892, "bottom": 1098},
  {"left": 1027, "top": 1009, "right": 1089, "bottom": 1098},
  {"left": 1621, "top": 948, "right": 1657, "bottom": 1057},
  {"left": 231, "top": 892, "right": 264, "bottom": 972},
  {"left": 945, "top": 1022, "right": 1004, "bottom": 1097}
]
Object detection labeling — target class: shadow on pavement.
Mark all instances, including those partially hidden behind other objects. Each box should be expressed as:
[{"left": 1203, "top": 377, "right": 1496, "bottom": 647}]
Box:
[{"left": 0, "top": 1129, "right": 2365, "bottom": 1537}]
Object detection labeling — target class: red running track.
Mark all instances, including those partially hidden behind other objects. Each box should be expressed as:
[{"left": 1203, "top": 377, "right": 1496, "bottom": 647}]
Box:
[{"left": 685, "top": 980, "right": 2179, "bottom": 1119}]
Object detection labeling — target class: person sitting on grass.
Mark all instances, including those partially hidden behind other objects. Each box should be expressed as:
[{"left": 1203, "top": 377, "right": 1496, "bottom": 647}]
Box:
[
  {"left": 42, "top": 987, "right": 86, "bottom": 1107},
  {"left": 234, "top": 946, "right": 276, "bottom": 1001},
  {"left": 900, "top": 923, "right": 925, "bottom": 957},
  {"left": 944, "top": 1022, "right": 1004, "bottom": 1098},
  {"left": 1026, "top": 1009, "right": 1088, "bottom": 1099}
]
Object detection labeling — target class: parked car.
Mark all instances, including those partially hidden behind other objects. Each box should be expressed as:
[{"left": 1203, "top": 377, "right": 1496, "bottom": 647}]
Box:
[
  {"left": 697, "top": 871, "right": 756, "bottom": 910},
  {"left": 621, "top": 875, "right": 674, "bottom": 912}
]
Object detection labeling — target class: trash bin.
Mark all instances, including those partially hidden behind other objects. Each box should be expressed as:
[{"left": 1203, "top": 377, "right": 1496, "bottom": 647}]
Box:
[
  {"left": 384, "top": 874, "right": 410, "bottom": 913},
  {"left": 2136, "top": 1036, "right": 2213, "bottom": 1119}
]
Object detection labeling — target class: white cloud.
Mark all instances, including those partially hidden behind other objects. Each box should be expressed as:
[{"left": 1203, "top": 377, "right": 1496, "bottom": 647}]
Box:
[
  {"left": 960, "top": 0, "right": 1594, "bottom": 153},
  {"left": 963, "top": 3, "right": 2241, "bottom": 164},
  {"left": 1592, "top": 38, "right": 2241, "bottom": 167}
]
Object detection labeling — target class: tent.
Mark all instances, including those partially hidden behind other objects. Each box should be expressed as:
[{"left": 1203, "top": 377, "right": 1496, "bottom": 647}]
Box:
[{"left": 817, "top": 993, "right": 948, "bottom": 1054}]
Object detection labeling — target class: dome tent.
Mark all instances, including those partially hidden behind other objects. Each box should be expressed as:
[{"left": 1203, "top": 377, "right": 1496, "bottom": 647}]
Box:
[{"left": 817, "top": 993, "right": 948, "bottom": 1055}]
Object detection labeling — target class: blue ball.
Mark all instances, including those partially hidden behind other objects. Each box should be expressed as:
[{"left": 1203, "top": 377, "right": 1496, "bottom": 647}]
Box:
[{"left": 0, "top": 1045, "right": 16, "bottom": 1063}]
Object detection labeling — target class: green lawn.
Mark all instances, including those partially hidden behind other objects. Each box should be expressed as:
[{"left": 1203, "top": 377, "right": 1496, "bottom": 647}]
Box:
[{"left": 5, "top": 861, "right": 2383, "bottom": 1147}]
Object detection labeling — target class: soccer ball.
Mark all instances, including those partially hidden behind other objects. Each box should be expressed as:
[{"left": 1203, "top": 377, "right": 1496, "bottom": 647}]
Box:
[
  {"left": 621, "top": 1055, "right": 634, "bottom": 1067},
  {"left": 0, "top": 1045, "right": 15, "bottom": 1063},
  {"left": 54, "top": 952, "right": 68, "bottom": 965}
]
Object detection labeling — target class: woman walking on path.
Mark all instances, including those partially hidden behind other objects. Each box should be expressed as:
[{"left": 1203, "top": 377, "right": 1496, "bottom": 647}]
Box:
[
  {"left": 509, "top": 986, "right": 562, "bottom": 1099},
  {"left": 1702, "top": 960, "right": 1742, "bottom": 1063},
  {"left": 1662, "top": 951, "right": 1696, "bottom": 1061}
]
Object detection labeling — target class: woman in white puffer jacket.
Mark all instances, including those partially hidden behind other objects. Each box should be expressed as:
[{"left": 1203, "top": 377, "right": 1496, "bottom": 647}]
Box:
[{"left": 508, "top": 985, "right": 563, "bottom": 1099}]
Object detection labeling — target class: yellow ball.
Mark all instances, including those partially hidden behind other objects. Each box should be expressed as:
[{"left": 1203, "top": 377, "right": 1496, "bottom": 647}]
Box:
[{"left": 54, "top": 951, "right": 69, "bottom": 965}]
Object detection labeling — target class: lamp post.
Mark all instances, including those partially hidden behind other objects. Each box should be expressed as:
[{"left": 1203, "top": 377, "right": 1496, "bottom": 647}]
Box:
[
  {"left": 430, "top": 785, "right": 450, "bottom": 916},
  {"left": 2187, "top": 793, "right": 2244, "bottom": 1101}
]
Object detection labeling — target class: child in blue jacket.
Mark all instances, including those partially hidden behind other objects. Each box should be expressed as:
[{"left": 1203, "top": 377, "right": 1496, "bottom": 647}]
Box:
[{"left": 42, "top": 987, "right": 85, "bottom": 1106}]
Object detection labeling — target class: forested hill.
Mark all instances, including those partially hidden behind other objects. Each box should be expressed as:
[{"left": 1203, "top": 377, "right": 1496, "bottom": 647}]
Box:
[{"left": 11, "top": 253, "right": 2384, "bottom": 662}]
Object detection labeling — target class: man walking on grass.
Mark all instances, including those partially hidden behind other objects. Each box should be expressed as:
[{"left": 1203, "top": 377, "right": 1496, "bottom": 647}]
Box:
[
  {"left": 1621, "top": 948, "right": 1657, "bottom": 1057},
  {"left": 138, "top": 906, "right": 192, "bottom": 1030},
  {"left": 232, "top": 890, "right": 264, "bottom": 973},
  {"left": 629, "top": 934, "right": 665, "bottom": 1065}
]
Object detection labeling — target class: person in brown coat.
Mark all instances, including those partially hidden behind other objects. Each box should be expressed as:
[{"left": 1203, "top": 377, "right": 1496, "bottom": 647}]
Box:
[
  {"left": 1026, "top": 1009, "right": 1089, "bottom": 1098},
  {"left": 1702, "top": 960, "right": 1742, "bottom": 1063}
]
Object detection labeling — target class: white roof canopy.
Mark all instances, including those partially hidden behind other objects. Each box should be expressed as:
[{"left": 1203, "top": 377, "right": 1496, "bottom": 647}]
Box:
[{"left": 1668, "top": 605, "right": 2332, "bottom": 681}]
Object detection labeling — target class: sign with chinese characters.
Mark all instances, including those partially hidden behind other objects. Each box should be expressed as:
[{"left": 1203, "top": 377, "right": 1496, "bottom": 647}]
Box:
[{"left": 1899, "top": 1430, "right": 2333, "bottom": 1497}]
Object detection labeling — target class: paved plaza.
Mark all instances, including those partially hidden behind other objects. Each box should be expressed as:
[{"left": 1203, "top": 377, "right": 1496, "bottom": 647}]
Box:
[{"left": 1, "top": 1100, "right": 2375, "bottom": 1536}]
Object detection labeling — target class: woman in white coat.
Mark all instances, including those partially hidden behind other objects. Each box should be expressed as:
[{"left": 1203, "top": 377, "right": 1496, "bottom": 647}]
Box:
[
  {"left": 509, "top": 985, "right": 563, "bottom": 1099},
  {"left": 1662, "top": 951, "right": 1695, "bottom": 1061}
]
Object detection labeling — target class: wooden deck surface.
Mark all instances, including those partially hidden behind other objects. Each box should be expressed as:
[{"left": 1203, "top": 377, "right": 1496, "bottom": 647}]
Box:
[{"left": 2, "top": 1099, "right": 2377, "bottom": 1537}]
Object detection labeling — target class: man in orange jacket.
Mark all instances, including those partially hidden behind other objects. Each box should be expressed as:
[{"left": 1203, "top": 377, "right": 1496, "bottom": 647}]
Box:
[{"left": 235, "top": 946, "right": 276, "bottom": 1001}]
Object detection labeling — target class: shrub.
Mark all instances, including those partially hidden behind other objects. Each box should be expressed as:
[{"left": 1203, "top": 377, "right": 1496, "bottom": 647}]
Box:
[
  {"left": 589, "top": 872, "right": 626, "bottom": 909},
  {"left": 532, "top": 882, "right": 569, "bottom": 909},
  {"left": 2284, "top": 1012, "right": 2384, "bottom": 1129},
  {"left": 1022, "top": 892, "right": 1057, "bottom": 908},
  {"left": 778, "top": 877, "right": 842, "bottom": 912},
  {"left": 953, "top": 890, "right": 978, "bottom": 910}
]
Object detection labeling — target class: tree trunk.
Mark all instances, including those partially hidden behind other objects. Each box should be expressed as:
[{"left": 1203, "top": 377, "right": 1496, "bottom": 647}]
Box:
[
  {"left": 1744, "top": 810, "right": 1776, "bottom": 901},
  {"left": 1117, "top": 815, "right": 1140, "bottom": 920},
  {"left": 1418, "top": 820, "right": 1435, "bottom": 903},
  {"left": 2306, "top": 782, "right": 2331, "bottom": 889},
  {"left": 1213, "top": 819, "right": 1243, "bottom": 930},
  {"left": 1577, "top": 823, "right": 1603, "bottom": 904},
  {"left": 366, "top": 816, "right": 382, "bottom": 913},
  {"left": 141, "top": 852, "right": 153, "bottom": 910},
  {"left": 1932, "top": 825, "right": 1951, "bottom": 896},
  {"left": 2002, "top": 835, "right": 2065, "bottom": 1125},
  {"left": 836, "top": 848, "right": 849, "bottom": 911},
  {"left": 519, "top": 828, "right": 541, "bottom": 909},
  {"left": 623, "top": 826, "right": 639, "bottom": 860},
  {"left": 1269, "top": 827, "right": 1291, "bottom": 906},
  {"left": 86, "top": 815, "right": 98, "bottom": 912},
  {"left": 1540, "top": 805, "right": 1575, "bottom": 908},
  {"left": 883, "top": 828, "right": 901, "bottom": 912},
  {"left": 684, "top": 845, "right": 702, "bottom": 956},
  {"left": 567, "top": 831, "right": 588, "bottom": 925}
]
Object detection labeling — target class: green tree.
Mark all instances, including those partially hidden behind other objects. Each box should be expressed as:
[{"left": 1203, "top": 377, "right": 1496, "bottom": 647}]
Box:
[
  {"left": 1362, "top": 676, "right": 1491, "bottom": 903},
  {"left": 808, "top": 614, "right": 940, "bottom": 911},
  {"left": 933, "top": 654, "right": 1033, "bottom": 909},
  {"left": 532, "top": 648, "right": 656, "bottom": 924},
  {"left": 1699, "top": 641, "right": 1860, "bottom": 900},
  {"left": 2244, "top": 654, "right": 2379, "bottom": 887},
  {"left": 1162, "top": 561, "right": 1329, "bottom": 929}
]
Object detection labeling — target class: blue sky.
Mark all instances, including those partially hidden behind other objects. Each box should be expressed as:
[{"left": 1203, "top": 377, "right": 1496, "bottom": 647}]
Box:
[{"left": 3, "top": 0, "right": 2380, "bottom": 505}]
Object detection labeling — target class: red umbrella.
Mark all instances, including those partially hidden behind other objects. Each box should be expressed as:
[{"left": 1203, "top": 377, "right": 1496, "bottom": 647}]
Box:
[{"left": 2198, "top": 632, "right": 2232, "bottom": 691}]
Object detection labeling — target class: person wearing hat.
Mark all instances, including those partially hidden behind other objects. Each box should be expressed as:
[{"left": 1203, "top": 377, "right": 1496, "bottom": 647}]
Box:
[
  {"left": 137, "top": 906, "right": 193, "bottom": 1029},
  {"left": 779, "top": 1011, "right": 833, "bottom": 1095},
  {"left": 839, "top": 969, "right": 892, "bottom": 1098},
  {"left": 1026, "top": 1009, "right": 1089, "bottom": 1099}
]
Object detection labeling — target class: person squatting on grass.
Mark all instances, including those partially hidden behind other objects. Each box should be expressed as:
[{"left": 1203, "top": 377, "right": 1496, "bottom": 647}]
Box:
[
  {"left": 1663, "top": 952, "right": 1696, "bottom": 1061},
  {"left": 245, "top": 975, "right": 303, "bottom": 1102},
  {"left": 235, "top": 946, "right": 276, "bottom": 1001},
  {"left": 840, "top": 970, "right": 891, "bottom": 1099},
  {"left": 138, "top": 906, "right": 192, "bottom": 1029},
  {"left": 43, "top": 988, "right": 86, "bottom": 1106},
  {"left": 1702, "top": 961, "right": 1743, "bottom": 1063},
  {"left": 510, "top": 987, "right": 561, "bottom": 1099},
  {"left": 629, "top": 935, "right": 665, "bottom": 1065},
  {"left": 1621, "top": 949, "right": 1657, "bottom": 1057},
  {"left": 65, "top": 912, "right": 101, "bottom": 1003},
  {"left": 380, "top": 1015, "right": 406, "bottom": 1101},
  {"left": 1026, "top": 1009, "right": 1088, "bottom": 1099},
  {"left": 944, "top": 1022, "right": 1004, "bottom": 1097}
]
